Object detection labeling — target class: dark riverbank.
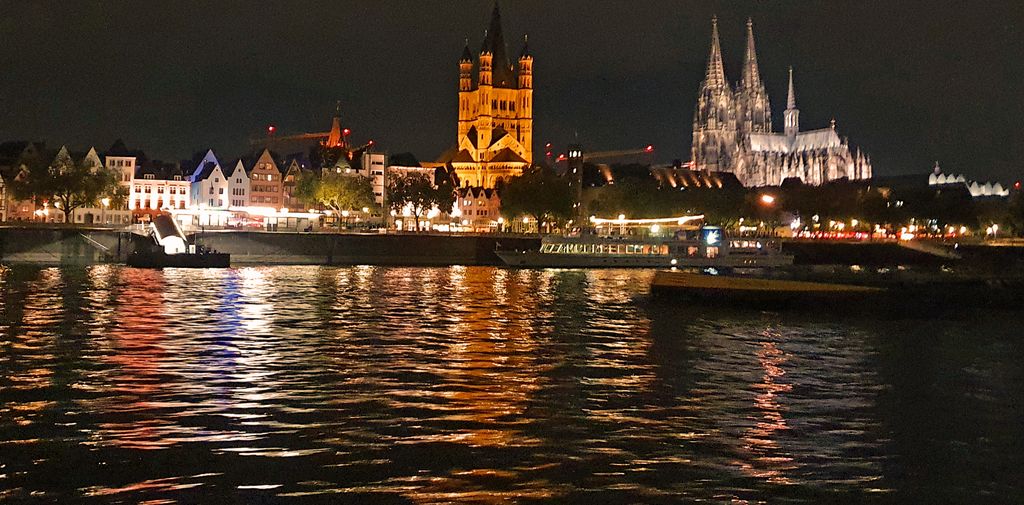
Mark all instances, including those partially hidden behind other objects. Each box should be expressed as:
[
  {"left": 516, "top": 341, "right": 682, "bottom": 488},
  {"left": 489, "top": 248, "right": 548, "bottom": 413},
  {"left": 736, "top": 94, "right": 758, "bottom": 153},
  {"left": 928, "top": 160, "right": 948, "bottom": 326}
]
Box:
[
  {"left": 190, "top": 231, "right": 539, "bottom": 266},
  {"left": 3, "top": 226, "right": 1024, "bottom": 269},
  {"left": 0, "top": 227, "right": 538, "bottom": 266}
]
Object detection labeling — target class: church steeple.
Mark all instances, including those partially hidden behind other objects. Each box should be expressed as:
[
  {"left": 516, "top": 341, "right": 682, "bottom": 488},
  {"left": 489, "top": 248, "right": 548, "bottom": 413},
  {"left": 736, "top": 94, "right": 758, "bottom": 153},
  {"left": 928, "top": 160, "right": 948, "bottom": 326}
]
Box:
[
  {"left": 741, "top": 18, "right": 762, "bottom": 90},
  {"left": 784, "top": 67, "right": 800, "bottom": 138},
  {"left": 481, "top": 2, "right": 515, "bottom": 88},
  {"left": 704, "top": 16, "right": 727, "bottom": 89},
  {"left": 326, "top": 101, "right": 344, "bottom": 148}
]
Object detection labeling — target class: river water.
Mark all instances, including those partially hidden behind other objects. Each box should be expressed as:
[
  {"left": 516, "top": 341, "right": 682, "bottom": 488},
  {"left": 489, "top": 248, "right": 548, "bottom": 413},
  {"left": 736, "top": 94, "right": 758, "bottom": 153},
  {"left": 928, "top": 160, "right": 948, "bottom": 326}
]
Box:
[{"left": 0, "top": 265, "right": 1021, "bottom": 504}]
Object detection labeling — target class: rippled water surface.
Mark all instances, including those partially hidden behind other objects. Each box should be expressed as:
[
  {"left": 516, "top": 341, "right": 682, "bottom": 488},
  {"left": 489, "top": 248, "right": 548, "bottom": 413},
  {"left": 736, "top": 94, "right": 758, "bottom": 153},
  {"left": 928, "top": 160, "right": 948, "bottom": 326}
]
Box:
[{"left": 1, "top": 265, "right": 1022, "bottom": 503}]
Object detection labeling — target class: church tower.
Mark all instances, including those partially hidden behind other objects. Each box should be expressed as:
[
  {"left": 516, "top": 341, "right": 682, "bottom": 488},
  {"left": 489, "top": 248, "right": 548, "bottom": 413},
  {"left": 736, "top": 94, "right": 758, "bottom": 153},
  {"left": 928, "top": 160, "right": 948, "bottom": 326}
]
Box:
[
  {"left": 517, "top": 36, "right": 534, "bottom": 166},
  {"left": 784, "top": 67, "right": 800, "bottom": 139},
  {"left": 448, "top": 2, "right": 533, "bottom": 188},
  {"left": 736, "top": 18, "right": 772, "bottom": 135},
  {"left": 692, "top": 16, "right": 737, "bottom": 172}
]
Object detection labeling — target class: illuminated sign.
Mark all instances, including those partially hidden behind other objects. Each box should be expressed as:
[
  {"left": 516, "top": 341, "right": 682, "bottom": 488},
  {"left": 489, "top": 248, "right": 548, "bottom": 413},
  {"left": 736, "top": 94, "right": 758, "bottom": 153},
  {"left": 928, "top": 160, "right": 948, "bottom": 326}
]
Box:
[{"left": 702, "top": 227, "right": 721, "bottom": 246}]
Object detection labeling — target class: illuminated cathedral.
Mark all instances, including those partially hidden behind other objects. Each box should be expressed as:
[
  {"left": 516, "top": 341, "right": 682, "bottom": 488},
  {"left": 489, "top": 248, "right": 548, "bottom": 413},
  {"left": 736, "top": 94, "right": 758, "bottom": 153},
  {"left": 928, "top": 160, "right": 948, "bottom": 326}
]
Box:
[
  {"left": 692, "top": 17, "right": 872, "bottom": 187},
  {"left": 443, "top": 3, "right": 533, "bottom": 188}
]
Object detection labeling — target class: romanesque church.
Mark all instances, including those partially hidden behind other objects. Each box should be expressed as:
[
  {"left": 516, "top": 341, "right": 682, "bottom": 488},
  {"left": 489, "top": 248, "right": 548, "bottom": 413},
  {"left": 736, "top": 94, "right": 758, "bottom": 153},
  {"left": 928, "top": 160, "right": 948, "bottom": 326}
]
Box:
[{"left": 440, "top": 4, "right": 533, "bottom": 189}]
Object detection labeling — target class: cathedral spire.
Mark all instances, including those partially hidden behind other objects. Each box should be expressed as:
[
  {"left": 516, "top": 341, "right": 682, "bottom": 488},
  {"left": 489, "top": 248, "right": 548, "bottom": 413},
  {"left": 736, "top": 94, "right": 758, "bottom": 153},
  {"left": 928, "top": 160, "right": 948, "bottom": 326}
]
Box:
[
  {"left": 787, "top": 66, "right": 797, "bottom": 110},
  {"left": 741, "top": 18, "right": 762, "bottom": 90},
  {"left": 704, "top": 16, "right": 726, "bottom": 88},
  {"left": 785, "top": 67, "right": 800, "bottom": 138}
]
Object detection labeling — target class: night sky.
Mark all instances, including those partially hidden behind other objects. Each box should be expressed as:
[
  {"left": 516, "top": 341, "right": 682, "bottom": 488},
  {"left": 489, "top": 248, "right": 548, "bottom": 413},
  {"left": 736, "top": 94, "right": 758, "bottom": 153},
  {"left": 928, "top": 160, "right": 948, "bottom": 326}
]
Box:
[{"left": 1, "top": 1, "right": 1021, "bottom": 181}]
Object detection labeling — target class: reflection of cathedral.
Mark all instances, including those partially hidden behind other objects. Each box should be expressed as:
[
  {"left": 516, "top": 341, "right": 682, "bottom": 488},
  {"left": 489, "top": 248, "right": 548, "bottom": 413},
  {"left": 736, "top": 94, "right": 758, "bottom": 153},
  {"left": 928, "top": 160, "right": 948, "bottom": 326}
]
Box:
[
  {"left": 441, "top": 4, "right": 533, "bottom": 188},
  {"left": 692, "top": 18, "right": 872, "bottom": 187}
]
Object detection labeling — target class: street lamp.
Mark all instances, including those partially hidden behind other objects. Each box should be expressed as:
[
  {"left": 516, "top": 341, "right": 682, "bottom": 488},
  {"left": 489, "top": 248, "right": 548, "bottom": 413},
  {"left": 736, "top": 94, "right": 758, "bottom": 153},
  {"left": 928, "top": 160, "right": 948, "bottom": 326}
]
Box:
[{"left": 760, "top": 194, "right": 776, "bottom": 205}]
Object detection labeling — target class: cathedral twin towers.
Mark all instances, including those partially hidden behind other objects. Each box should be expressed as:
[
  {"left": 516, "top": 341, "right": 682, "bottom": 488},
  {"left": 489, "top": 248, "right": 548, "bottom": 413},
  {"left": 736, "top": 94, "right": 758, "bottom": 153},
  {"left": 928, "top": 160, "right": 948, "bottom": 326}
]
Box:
[{"left": 692, "top": 17, "right": 872, "bottom": 186}]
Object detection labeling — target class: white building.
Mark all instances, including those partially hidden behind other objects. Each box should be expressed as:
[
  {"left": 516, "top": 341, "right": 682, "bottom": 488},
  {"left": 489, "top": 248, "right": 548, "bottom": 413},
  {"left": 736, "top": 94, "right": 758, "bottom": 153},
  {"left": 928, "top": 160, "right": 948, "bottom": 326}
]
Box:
[
  {"left": 357, "top": 152, "right": 387, "bottom": 205},
  {"left": 189, "top": 150, "right": 230, "bottom": 225},
  {"left": 129, "top": 161, "right": 190, "bottom": 216},
  {"left": 102, "top": 140, "right": 141, "bottom": 225},
  {"left": 225, "top": 159, "right": 251, "bottom": 209},
  {"left": 928, "top": 162, "right": 1009, "bottom": 198}
]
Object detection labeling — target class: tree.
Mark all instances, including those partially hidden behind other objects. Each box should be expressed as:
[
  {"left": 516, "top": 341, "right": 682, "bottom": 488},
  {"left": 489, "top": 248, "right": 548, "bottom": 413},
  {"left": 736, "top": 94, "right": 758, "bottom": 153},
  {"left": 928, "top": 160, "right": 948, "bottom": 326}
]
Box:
[
  {"left": 500, "top": 166, "right": 574, "bottom": 231},
  {"left": 12, "top": 147, "right": 121, "bottom": 223},
  {"left": 387, "top": 171, "right": 455, "bottom": 232},
  {"left": 294, "top": 171, "right": 320, "bottom": 206},
  {"left": 294, "top": 172, "right": 376, "bottom": 229}
]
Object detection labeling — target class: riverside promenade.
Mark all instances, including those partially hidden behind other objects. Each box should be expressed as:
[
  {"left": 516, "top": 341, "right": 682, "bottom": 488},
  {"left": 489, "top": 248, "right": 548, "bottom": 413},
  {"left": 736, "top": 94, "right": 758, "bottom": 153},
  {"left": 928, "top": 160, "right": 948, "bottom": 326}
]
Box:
[{"left": 3, "top": 225, "right": 1024, "bottom": 269}]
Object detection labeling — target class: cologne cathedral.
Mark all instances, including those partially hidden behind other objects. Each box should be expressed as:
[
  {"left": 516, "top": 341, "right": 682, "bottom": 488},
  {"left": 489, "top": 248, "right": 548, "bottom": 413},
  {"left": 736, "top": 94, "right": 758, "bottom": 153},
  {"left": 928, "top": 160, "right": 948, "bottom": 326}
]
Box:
[
  {"left": 691, "top": 18, "right": 872, "bottom": 187},
  {"left": 441, "top": 3, "right": 533, "bottom": 188}
]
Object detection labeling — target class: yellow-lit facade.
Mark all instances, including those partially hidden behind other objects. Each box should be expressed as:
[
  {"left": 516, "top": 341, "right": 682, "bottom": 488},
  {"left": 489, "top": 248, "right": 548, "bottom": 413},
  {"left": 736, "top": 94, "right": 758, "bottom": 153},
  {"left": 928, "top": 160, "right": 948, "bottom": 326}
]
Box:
[{"left": 449, "top": 4, "right": 533, "bottom": 188}]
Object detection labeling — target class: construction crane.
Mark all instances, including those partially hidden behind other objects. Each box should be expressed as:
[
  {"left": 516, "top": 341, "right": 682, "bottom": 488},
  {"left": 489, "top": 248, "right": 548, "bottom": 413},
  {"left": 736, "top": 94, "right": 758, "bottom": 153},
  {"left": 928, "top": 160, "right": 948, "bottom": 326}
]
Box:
[
  {"left": 561, "top": 144, "right": 655, "bottom": 224},
  {"left": 251, "top": 102, "right": 357, "bottom": 150},
  {"left": 250, "top": 127, "right": 344, "bottom": 149},
  {"left": 556, "top": 144, "right": 655, "bottom": 163}
]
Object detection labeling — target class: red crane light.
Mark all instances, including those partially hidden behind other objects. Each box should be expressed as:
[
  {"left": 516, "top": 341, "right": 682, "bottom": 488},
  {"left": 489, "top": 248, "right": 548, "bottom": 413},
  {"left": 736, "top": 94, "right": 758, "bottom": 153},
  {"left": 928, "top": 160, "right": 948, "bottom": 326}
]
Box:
[
  {"left": 367, "top": 140, "right": 375, "bottom": 146},
  {"left": 644, "top": 144, "right": 655, "bottom": 153},
  {"left": 342, "top": 128, "right": 352, "bottom": 137},
  {"left": 267, "top": 125, "right": 276, "bottom": 134},
  {"left": 1016, "top": 181, "right": 1022, "bottom": 190},
  {"left": 557, "top": 154, "right": 566, "bottom": 161}
]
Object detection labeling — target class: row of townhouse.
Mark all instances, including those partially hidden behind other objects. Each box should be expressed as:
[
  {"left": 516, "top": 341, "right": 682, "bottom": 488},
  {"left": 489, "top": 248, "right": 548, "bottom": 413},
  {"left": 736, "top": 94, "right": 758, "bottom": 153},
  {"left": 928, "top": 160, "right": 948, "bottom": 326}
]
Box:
[
  {"left": 0, "top": 141, "right": 126, "bottom": 224},
  {"left": 1, "top": 137, "right": 507, "bottom": 231},
  {"left": 0, "top": 139, "right": 314, "bottom": 225},
  {"left": 188, "top": 148, "right": 308, "bottom": 212}
]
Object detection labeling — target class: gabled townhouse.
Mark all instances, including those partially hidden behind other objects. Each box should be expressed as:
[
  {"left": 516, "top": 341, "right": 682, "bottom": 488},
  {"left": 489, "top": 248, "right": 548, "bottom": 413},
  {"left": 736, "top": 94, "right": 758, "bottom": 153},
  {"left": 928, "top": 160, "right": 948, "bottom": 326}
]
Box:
[
  {"left": 248, "top": 149, "right": 284, "bottom": 208},
  {"left": 280, "top": 154, "right": 309, "bottom": 211},
  {"left": 453, "top": 186, "right": 502, "bottom": 231},
  {"left": 224, "top": 158, "right": 251, "bottom": 209},
  {"left": 189, "top": 150, "right": 229, "bottom": 209},
  {"left": 66, "top": 147, "right": 109, "bottom": 225}
]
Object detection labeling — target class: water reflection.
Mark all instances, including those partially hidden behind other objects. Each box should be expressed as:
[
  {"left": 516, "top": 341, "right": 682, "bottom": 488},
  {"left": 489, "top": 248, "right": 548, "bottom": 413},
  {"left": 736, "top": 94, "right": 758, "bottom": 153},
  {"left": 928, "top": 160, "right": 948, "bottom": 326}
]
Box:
[
  {"left": 0, "top": 266, "right": 1021, "bottom": 503},
  {"left": 737, "top": 335, "right": 796, "bottom": 483}
]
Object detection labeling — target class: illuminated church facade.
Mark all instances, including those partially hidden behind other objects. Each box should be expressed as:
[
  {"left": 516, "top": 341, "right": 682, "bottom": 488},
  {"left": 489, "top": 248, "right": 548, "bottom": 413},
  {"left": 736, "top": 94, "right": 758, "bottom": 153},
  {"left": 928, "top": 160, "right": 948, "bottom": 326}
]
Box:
[
  {"left": 692, "top": 18, "right": 872, "bottom": 187},
  {"left": 444, "top": 4, "right": 533, "bottom": 188}
]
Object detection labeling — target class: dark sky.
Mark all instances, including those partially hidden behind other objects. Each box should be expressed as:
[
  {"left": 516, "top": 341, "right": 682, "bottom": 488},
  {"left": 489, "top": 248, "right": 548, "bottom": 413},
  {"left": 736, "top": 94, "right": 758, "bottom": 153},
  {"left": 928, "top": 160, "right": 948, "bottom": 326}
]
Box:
[{"left": 1, "top": 1, "right": 1022, "bottom": 181}]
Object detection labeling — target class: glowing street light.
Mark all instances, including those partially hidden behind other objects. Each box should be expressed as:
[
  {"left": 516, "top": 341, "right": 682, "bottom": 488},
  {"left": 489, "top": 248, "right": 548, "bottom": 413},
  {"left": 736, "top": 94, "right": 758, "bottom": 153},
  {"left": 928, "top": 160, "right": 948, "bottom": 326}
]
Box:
[{"left": 760, "top": 194, "right": 776, "bottom": 205}]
